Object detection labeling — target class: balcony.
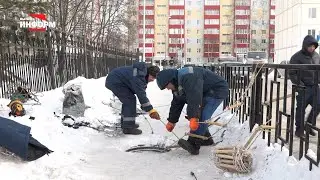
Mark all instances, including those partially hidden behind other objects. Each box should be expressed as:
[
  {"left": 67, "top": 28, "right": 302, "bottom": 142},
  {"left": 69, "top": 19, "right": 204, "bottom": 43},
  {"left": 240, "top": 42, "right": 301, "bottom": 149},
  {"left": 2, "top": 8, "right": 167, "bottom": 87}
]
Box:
[
  {"left": 138, "top": 6, "right": 154, "bottom": 10},
  {"left": 138, "top": 14, "right": 154, "bottom": 19},
  {"left": 139, "top": 24, "right": 154, "bottom": 28},
  {"left": 235, "top": 15, "right": 250, "bottom": 19},
  {"left": 235, "top": 34, "right": 249, "bottom": 39},
  {"left": 203, "top": 34, "right": 220, "bottom": 39},
  {"left": 204, "top": 6, "right": 219, "bottom": 10},
  {"left": 204, "top": 44, "right": 219, "bottom": 48},
  {"left": 235, "top": 24, "right": 249, "bottom": 29},
  {"left": 168, "top": 15, "right": 184, "bottom": 19},
  {"left": 138, "top": 34, "right": 154, "bottom": 38},
  {"left": 169, "top": 5, "right": 184, "bottom": 9},
  {"left": 204, "top": 24, "right": 220, "bottom": 29},
  {"left": 204, "top": 15, "right": 220, "bottom": 19},
  {"left": 168, "top": 34, "right": 185, "bottom": 38},
  {"left": 168, "top": 44, "right": 185, "bottom": 48},
  {"left": 235, "top": 6, "right": 250, "bottom": 10},
  {"left": 203, "top": 52, "right": 219, "bottom": 58},
  {"left": 168, "top": 24, "right": 184, "bottom": 29},
  {"left": 236, "top": 43, "right": 249, "bottom": 48},
  {"left": 138, "top": 43, "right": 154, "bottom": 48}
]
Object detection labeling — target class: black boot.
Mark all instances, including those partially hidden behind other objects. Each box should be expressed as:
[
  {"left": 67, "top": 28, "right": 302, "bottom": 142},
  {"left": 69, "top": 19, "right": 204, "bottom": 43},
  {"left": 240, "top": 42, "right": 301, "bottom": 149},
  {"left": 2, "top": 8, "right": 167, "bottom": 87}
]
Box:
[
  {"left": 201, "top": 130, "right": 214, "bottom": 146},
  {"left": 123, "top": 128, "right": 142, "bottom": 135},
  {"left": 178, "top": 137, "right": 200, "bottom": 155},
  {"left": 304, "top": 126, "right": 316, "bottom": 136},
  {"left": 133, "top": 123, "right": 139, "bottom": 129}
]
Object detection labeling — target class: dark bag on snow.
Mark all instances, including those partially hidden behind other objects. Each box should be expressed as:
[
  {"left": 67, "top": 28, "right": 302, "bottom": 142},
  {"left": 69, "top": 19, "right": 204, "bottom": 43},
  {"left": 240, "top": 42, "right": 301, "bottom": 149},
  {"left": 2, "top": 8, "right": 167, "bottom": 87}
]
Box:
[{"left": 0, "top": 116, "right": 53, "bottom": 161}]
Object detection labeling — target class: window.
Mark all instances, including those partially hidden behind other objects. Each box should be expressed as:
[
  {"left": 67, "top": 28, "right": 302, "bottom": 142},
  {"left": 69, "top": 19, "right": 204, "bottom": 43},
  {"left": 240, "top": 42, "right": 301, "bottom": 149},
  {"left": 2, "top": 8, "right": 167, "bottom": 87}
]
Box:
[
  {"left": 235, "top": 0, "right": 250, "bottom": 6},
  {"left": 308, "top": 29, "right": 316, "bottom": 37},
  {"left": 262, "top": 30, "right": 266, "bottom": 34},
  {"left": 235, "top": 10, "right": 250, "bottom": 15},
  {"left": 236, "top": 29, "right": 248, "bottom": 34},
  {"left": 197, "top": 39, "right": 201, "bottom": 44},
  {"left": 139, "top": 10, "right": 154, "bottom": 15},
  {"left": 169, "top": 9, "right": 184, "bottom": 16},
  {"left": 270, "top": 9, "right": 275, "bottom": 16},
  {"left": 187, "top": 10, "right": 191, "bottom": 15},
  {"left": 157, "top": 5, "right": 166, "bottom": 8},
  {"left": 270, "top": 29, "right": 275, "bottom": 34},
  {"left": 187, "top": 29, "right": 191, "bottom": 34},
  {"left": 205, "top": 0, "right": 219, "bottom": 5},
  {"left": 169, "top": 19, "right": 184, "bottom": 25},
  {"left": 309, "top": 8, "right": 316, "bottom": 18},
  {"left": 204, "top": 19, "right": 219, "bottom": 25},
  {"left": 262, "top": 39, "right": 267, "bottom": 43},
  {"left": 139, "top": 28, "right": 154, "bottom": 34},
  {"left": 187, "top": 48, "right": 191, "bottom": 53},
  {"left": 197, "top": 48, "right": 201, "bottom": 53},
  {"left": 235, "top": 19, "right": 249, "bottom": 25},
  {"left": 251, "top": 39, "right": 256, "bottom": 43},
  {"left": 204, "top": 28, "right": 219, "bottom": 34},
  {"left": 222, "top": 52, "right": 231, "bottom": 55},
  {"left": 187, "top": 58, "right": 191, "bottom": 62},
  {"left": 251, "top": 30, "right": 256, "bottom": 34},
  {"left": 169, "top": 0, "right": 184, "bottom": 5},
  {"left": 221, "top": 42, "right": 231, "bottom": 45},
  {"left": 270, "top": 19, "right": 275, "bottom": 25},
  {"left": 270, "top": 39, "right": 274, "bottom": 44},
  {"left": 139, "top": 38, "right": 153, "bottom": 44},
  {"left": 204, "top": 10, "right": 219, "bottom": 15},
  {"left": 197, "top": 20, "right": 200, "bottom": 25},
  {"left": 197, "top": 30, "right": 200, "bottom": 34},
  {"left": 169, "top": 28, "right": 184, "bottom": 34}
]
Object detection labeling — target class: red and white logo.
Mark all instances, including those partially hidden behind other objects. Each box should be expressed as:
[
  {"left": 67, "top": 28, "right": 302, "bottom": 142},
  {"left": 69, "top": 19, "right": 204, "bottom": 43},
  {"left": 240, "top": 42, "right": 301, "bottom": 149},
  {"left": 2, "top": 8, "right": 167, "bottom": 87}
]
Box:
[{"left": 19, "top": 13, "right": 56, "bottom": 32}]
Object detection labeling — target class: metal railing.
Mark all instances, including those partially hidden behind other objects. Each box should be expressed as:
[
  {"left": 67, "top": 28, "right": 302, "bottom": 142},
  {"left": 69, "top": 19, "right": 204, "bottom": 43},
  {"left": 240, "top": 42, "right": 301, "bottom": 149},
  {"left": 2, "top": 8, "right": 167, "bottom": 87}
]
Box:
[
  {"left": 193, "top": 63, "right": 320, "bottom": 171},
  {"left": 0, "top": 22, "right": 139, "bottom": 98}
]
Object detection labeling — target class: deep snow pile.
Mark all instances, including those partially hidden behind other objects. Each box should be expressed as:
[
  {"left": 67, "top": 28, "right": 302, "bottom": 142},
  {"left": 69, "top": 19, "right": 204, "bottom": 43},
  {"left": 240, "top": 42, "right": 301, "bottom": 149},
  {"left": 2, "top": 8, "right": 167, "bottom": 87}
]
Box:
[{"left": 0, "top": 76, "right": 319, "bottom": 180}]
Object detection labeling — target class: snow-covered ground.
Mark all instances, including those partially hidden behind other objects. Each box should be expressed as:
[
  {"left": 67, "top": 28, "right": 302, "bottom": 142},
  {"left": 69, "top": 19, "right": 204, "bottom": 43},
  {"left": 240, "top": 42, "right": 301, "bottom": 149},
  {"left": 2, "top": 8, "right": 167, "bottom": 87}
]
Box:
[{"left": 0, "top": 76, "right": 319, "bottom": 180}]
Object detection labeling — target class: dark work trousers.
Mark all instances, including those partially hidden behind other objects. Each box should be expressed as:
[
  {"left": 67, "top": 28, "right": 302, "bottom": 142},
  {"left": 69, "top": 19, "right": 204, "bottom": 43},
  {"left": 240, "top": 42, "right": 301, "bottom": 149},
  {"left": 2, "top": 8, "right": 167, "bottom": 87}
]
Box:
[
  {"left": 295, "top": 86, "right": 320, "bottom": 130},
  {"left": 190, "top": 97, "right": 223, "bottom": 136},
  {"left": 105, "top": 81, "right": 137, "bottom": 129}
]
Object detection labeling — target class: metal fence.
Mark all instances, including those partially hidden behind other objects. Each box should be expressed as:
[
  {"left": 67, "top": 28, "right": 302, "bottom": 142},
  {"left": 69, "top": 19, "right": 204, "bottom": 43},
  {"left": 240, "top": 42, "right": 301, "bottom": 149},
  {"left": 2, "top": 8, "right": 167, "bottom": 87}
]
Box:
[
  {"left": 0, "top": 24, "right": 139, "bottom": 98},
  {"left": 196, "top": 63, "right": 320, "bottom": 171}
]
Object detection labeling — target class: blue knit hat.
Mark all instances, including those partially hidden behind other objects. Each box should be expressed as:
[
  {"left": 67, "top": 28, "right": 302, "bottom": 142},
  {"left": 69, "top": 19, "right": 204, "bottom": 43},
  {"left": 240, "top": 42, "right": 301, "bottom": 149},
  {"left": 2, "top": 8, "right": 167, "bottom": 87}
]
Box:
[{"left": 156, "top": 69, "right": 178, "bottom": 90}]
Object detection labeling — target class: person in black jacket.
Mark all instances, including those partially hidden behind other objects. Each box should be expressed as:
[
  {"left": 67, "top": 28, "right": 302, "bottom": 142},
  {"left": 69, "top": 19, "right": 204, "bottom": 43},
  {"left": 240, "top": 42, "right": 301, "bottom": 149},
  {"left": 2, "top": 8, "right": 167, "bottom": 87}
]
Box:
[
  {"left": 156, "top": 67, "right": 228, "bottom": 155},
  {"left": 289, "top": 35, "right": 320, "bottom": 137},
  {"left": 105, "top": 62, "right": 161, "bottom": 135}
]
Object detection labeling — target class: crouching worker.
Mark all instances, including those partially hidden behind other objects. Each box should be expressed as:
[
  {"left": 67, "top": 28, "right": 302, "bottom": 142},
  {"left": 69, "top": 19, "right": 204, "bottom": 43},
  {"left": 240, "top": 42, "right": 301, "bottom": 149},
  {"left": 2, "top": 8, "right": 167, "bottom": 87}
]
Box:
[
  {"left": 105, "top": 62, "right": 161, "bottom": 135},
  {"left": 156, "top": 67, "right": 228, "bottom": 155}
]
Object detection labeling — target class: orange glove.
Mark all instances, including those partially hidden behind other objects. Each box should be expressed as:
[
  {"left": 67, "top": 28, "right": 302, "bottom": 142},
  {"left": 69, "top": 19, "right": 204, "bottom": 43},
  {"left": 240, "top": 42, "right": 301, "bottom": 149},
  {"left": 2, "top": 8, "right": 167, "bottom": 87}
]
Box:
[
  {"left": 189, "top": 118, "right": 199, "bottom": 131},
  {"left": 149, "top": 109, "right": 160, "bottom": 120},
  {"left": 166, "top": 122, "right": 175, "bottom": 132}
]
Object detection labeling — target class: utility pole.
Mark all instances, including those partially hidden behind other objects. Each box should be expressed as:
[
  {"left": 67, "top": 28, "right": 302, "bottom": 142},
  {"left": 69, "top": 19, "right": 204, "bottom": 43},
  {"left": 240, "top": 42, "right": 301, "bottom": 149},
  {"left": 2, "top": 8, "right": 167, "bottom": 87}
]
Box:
[{"left": 142, "top": 0, "right": 146, "bottom": 62}]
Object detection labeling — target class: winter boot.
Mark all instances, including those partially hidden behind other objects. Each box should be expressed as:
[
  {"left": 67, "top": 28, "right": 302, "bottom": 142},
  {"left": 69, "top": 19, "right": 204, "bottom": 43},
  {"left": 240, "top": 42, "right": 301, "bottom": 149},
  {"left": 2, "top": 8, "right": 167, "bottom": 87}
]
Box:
[
  {"left": 178, "top": 137, "right": 201, "bottom": 155},
  {"left": 122, "top": 128, "right": 142, "bottom": 135},
  {"left": 304, "top": 126, "right": 316, "bottom": 136},
  {"left": 133, "top": 123, "right": 140, "bottom": 129},
  {"left": 201, "top": 130, "right": 214, "bottom": 146}
]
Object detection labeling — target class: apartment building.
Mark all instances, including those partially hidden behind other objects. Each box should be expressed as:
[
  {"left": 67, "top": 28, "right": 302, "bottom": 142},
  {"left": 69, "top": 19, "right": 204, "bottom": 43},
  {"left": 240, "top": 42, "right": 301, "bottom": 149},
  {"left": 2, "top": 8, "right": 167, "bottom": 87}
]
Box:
[
  {"left": 138, "top": 0, "right": 275, "bottom": 64},
  {"left": 275, "top": 0, "right": 320, "bottom": 63}
]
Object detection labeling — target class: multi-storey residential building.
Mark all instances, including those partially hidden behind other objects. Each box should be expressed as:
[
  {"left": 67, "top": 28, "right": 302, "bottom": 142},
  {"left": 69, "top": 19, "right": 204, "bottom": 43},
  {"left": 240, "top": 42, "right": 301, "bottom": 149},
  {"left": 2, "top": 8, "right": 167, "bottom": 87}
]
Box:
[
  {"left": 275, "top": 0, "right": 320, "bottom": 63},
  {"left": 138, "top": 0, "right": 275, "bottom": 64}
]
